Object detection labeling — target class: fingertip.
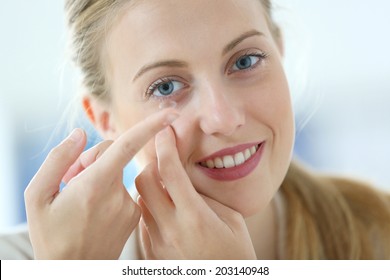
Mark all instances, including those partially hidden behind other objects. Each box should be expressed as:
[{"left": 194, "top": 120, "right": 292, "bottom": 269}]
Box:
[
  {"left": 68, "top": 128, "right": 85, "bottom": 143},
  {"left": 161, "top": 109, "right": 180, "bottom": 126}
]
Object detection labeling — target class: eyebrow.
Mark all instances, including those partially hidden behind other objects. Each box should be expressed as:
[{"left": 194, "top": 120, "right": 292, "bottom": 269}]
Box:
[
  {"left": 222, "top": 29, "right": 264, "bottom": 55},
  {"left": 133, "top": 29, "right": 264, "bottom": 82},
  {"left": 133, "top": 60, "right": 188, "bottom": 82}
]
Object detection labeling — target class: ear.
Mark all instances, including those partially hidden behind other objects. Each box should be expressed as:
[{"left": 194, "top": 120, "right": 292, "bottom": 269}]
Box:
[{"left": 82, "top": 95, "right": 117, "bottom": 140}]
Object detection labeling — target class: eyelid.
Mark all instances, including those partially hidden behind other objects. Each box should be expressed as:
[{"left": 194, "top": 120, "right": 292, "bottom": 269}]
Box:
[
  {"left": 226, "top": 49, "right": 269, "bottom": 75},
  {"left": 145, "top": 76, "right": 188, "bottom": 100}
]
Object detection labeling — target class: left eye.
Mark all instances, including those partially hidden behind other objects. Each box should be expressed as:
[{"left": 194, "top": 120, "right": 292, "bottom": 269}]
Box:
[
  {"left": 231, "top": 55, "right": 261, "bottom": 71},
  {"left": 151, "top": 80, "right": 185, "bottom": 97}
]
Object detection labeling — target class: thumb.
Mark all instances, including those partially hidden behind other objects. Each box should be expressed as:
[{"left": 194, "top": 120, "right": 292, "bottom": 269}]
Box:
[{"left": 25, "top": 129, "right": 87, "bottom": 205}]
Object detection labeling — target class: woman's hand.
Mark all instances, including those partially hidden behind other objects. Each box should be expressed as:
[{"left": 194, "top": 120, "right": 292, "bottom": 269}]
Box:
[
  {"left": 24, "top": 109, "right": 179, "bottom": 259},
  {"left": 135, "top": 127, "right": 257, "bottom": 259}
]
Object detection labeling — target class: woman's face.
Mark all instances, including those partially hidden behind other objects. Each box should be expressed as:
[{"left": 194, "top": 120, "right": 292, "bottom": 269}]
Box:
[{"left": 103, "top": 0, "right": 295, "bottom": 217}]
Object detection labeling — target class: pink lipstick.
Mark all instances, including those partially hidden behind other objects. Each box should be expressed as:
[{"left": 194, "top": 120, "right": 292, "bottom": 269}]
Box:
[{"left": 197, "top": 141, "right": 265, "bottom": 181}]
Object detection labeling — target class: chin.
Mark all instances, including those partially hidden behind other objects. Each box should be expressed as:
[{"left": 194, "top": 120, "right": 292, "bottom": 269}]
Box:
[
  {"left": 229, "top": 187, "right": 275, "bottom": 218},
  {"left": 195, "top": 171, "right": 276, "bottom": 218}
]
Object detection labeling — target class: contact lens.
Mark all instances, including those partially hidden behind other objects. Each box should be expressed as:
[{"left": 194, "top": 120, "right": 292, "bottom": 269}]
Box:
[{"left": 159, "top": 100, "right": 177, "bottom": 110}]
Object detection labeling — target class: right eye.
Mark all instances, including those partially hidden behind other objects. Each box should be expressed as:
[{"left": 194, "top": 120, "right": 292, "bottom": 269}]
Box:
[
  {"left": 232, "top": 55, "right": 261, "bottom": 71},
  {"left": 147, "top": 78, "right": 186, "bottom": 99}
]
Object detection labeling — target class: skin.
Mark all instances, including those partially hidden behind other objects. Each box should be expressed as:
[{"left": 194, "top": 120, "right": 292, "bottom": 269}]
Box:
[
  {"left": 25, "top": 0, "right": 295, "bottom": 259},
  {"left": 25, "top": 110, "right": 179, "bottom": 259}
]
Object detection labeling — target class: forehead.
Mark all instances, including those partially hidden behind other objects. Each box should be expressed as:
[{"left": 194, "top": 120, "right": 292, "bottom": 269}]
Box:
[
  {"left": 106, "top": 0, "right": 269, "bottom": 77},
  {"left": 130, "top": 0, "right": 264, "bottom": 32},
  {"left": 109, "top": 0, "right": 268, "bottom": 46}
]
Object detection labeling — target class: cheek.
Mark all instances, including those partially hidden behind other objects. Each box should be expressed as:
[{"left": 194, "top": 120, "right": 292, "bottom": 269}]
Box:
[
  {"left": 245, "top": 64, "right": 295, "bottom": 174},
  {"left": 247, "top": 64, "right": 294, "bottom": 133}
]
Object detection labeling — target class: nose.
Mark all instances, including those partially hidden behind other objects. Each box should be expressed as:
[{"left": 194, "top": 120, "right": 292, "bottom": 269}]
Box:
[{"left": 197, "top": 81, "right": 245, "bottom": 136}]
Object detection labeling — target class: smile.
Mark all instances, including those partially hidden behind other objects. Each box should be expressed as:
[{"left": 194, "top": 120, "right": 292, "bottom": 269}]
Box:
[
  {"left": 197, "top": 142, "right": 265, "bottom": 181},
  {"left": 199, "top": 144, "right": 259, "bottom": 169}
]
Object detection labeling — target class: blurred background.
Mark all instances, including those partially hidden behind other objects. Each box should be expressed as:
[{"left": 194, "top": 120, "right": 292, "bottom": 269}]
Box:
[{"left": 0, "top": 0, "right": 389, "bottom": 231}]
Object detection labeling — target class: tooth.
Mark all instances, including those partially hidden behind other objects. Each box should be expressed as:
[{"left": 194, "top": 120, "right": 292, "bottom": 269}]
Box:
[
  {"left": 244, "top": 149, "right": 251, "bottom": 160},
  {"left": 223, "top": 155, "right": 235, "bottom": 168},
  {"left": 250, "top": 146, "right": 256, "bottom": 155},
  {"left": 206, "top": 159, "right": 215, "bottom": 168},
  {"left": 200, "top": 161, "right": 207, "bottom": 167},
  {"left": 234, "top": 152, "right": 245, "bottom": 166},
  {"left": 214, "top": 157, "right": 224, "bottom": 168}
]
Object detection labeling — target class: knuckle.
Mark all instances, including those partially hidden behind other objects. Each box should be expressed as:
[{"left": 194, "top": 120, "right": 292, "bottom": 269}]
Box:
[
  {"left": 122, "top": 191, "right": 140, "bottom": 216},
  {"left": 186, "top": 212, "right": 206, "bottom": 229},
  {"left": 47, "top": 139, "right": 77, "bottom": 164},
  {"left": 81, "top": 140, "right": 113, "bottom": 165},
  {"left": 227, "top": 210, "right": 245, "bottom": 225},
  {"left": 161, "top": 229, "right": 180, "bottom": 248},
  {"left": 23, "top": 185, "right": 35, "bottom": 204},
  {"left": 72, "top": 173, "right": 97, "bottom": 190},
  {"left": 134, "top": 173, "right": 144, "bottom": 188},
  {"left": 95, "top": 140, "right": 113, "bottom": 159},
  {"left": 134, "top": 165, "right": 155, "bottom": 192},
  {"left": 47, "top": 145, "right": 67, "bottom": 162},
  {"left": 23, "top": 184, "right": 32, "bottom": 199},
  {"left": 159, "top": 164, "right": 179, "bottom": 182},
  {"left": 71, "top": 178, "right": 100, "bottom": 207},
  {"left": 120, "top": 140, "right": 139, "bottom": 159},
  {"left": 24, "top": 179, "right": 42, "bottom": 205},
  {"left": 81, "top": 188, "right": 99, "bottom": 208}
]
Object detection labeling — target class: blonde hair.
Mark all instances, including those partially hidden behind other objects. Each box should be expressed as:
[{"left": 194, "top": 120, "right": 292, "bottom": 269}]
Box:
[
  {"left": 65, "top": 0, "right": 130, "bottom": 101},
  {"left": 64, "top": 0, "right": 390, "bottom": 259},
  {"left": 282, "top": 162, "right": 390, "bottom": 259}
]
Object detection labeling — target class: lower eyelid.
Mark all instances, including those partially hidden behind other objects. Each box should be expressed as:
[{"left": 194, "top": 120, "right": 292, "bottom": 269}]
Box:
[
  {"left": 228, "top": 56, "right": 263, "bottom": 75},
  {"left": 149, "top": 82, "right": 190, "bottom": 101}
]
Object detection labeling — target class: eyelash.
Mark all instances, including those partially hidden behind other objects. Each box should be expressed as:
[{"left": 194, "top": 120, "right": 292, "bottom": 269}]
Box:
[
  {"left": 228, "top": 51, "right": 269, "bottom": 74},
  {"left": 145, "top": 77, "right": 185, "bottom": 100},
  {"left": 144, "top": 50, "right": 269, "bottom": 100}
]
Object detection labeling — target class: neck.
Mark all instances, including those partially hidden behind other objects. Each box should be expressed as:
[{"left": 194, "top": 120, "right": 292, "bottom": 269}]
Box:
[{"left": 245, "top": 193, "right": 280, "bottom": 260}]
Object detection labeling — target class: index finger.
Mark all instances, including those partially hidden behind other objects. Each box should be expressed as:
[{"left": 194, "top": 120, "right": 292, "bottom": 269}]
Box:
[{"left": 93, "top": 108, "right": 179, "bottom": 176}]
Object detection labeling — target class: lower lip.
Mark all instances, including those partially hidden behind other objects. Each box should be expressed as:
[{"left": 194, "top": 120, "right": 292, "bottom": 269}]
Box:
[{"left": 197, "top": 142, "right": 265, "bottom": 181}]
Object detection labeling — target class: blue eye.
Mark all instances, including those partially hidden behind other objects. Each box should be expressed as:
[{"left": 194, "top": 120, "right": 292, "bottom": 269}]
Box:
[
  {"left": 157, "top": 81, "right": 174, "bottom": 96},
  {"left": 149, "top": 79, "right": 185, "bottom": 97},
  {"left": 232, "top": 55, "right": 261, "bottom": 71}
]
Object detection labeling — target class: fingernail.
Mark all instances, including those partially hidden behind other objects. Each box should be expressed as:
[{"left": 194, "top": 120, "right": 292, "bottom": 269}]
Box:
[
  {"left": 163, "top": 112, "right": 180, "bottom": 125},
  {"left": 68, "top": 128, "right": 83, "bottom": 143}
]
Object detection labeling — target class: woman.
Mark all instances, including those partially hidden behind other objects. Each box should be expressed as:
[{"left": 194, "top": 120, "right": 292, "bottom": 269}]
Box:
[{"left": 2, "top": 0, "right": 390, "bottom": 259}]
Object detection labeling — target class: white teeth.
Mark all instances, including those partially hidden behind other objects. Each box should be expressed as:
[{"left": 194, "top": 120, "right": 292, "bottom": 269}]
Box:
[
  {"left": 250, "top": 146, "right": 257, "bottom": 155},
  {"left": 223, "top": 155, "right": 235, "bottom": 168},
  {"left": 234, "top": 152, "right": 245, "bottom": 166},
  {"left": 200, "top": 144, "right": 260, "bottom": 169},
  {"left": 214, "top": 157, "right": 224, "bottom": 169},
  {"left": 206, "top": 159, "right": 215, "bottom": 168},
  {"left": 244, "top": 149, "right": 251, "bottom": 160}
]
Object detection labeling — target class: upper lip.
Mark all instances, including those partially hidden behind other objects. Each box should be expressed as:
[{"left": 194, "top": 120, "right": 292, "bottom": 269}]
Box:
[{"left": 197, "top": 141, "right": 262, "bottom": 163}]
